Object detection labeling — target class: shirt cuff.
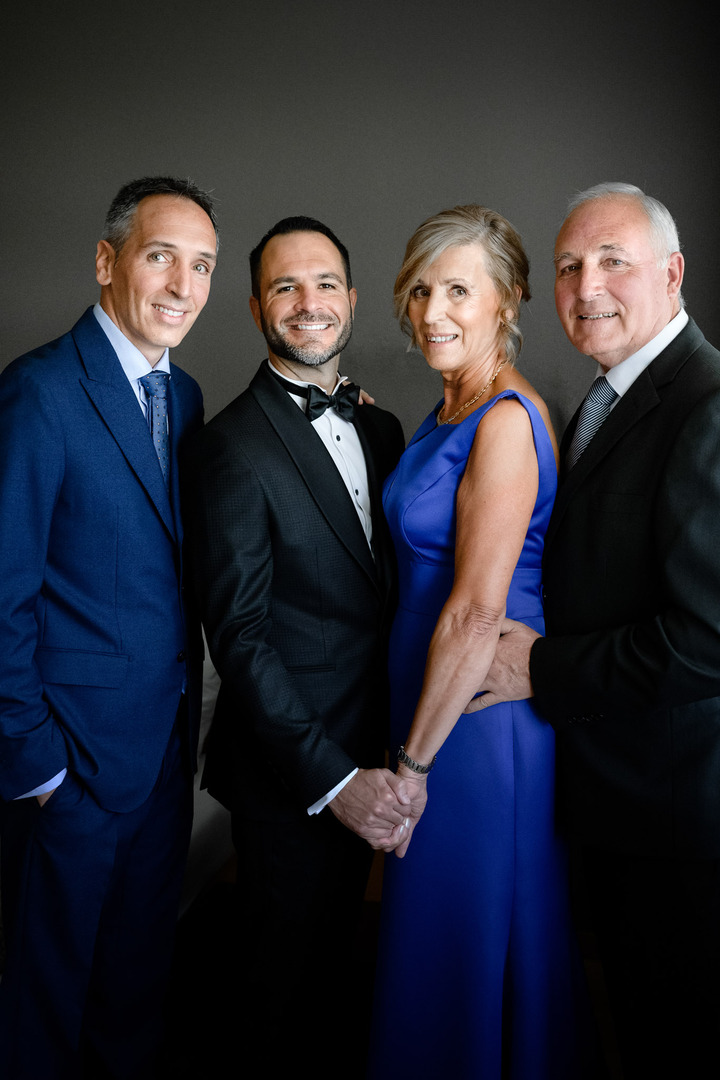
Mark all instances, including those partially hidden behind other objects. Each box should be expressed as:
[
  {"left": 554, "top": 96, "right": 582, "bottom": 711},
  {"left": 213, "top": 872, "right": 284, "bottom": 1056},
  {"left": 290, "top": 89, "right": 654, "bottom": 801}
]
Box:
[
  {"left": 307, "top": 768, "right": 358, "bottom": 815},
  {"left": 16, "top": 768, "right": 67, "bottom": 799}
]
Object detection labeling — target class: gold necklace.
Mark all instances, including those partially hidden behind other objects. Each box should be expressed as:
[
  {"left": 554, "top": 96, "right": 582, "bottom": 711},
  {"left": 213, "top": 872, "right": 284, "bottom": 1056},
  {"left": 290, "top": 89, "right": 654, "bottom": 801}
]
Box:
[{"left": 437, "top": 359, "right": 509, "bottom": 425}]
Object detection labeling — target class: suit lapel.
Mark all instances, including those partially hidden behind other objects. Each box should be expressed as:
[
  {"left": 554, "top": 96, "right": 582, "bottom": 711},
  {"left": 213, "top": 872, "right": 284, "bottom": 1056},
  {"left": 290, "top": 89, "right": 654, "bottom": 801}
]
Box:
[
  {"left": 167, "top": 369, "right": 194, "bottom": 542},
  {"left": 547, "top": 319, "right": 704, "bottom": 547},
  {"left": 353, "top": 406, "right": 395, "bottom": 595},
  {"left": 71, "top": 309, "right": 177, "bottom": 541},
  {"left": 250, "top": 363, "right": 379, "bottom": 587}
]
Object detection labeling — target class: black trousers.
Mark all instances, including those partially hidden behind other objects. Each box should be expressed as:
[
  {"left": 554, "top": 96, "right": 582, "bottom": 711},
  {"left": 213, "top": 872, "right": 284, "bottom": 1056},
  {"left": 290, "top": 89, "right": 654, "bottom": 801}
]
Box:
[
  {"left": 229, "top": 809, "right": 375, "bottom": 1079},
  {"left": 581, "top": 846, "right": 720, "bottom": 1080}
]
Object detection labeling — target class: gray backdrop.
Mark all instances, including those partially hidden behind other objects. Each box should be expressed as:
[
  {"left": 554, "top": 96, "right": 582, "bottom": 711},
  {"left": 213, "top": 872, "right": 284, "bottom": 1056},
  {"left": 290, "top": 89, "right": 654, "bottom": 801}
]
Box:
[{"left": 2, "top": 0, "right": 718, "bottom": 439}]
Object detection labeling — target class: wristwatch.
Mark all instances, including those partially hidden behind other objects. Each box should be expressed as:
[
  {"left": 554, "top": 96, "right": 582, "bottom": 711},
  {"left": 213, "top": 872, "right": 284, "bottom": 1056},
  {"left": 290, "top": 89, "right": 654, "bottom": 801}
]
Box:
[{"left": 397, "top": 745, "right": 436, "bottom": 774}]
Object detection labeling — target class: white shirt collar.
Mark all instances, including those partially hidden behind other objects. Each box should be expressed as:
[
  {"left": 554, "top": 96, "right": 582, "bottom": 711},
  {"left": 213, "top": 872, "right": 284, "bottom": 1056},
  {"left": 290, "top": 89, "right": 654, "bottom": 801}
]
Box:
[
  {"left": 93, "top": 303, "right": 171, "bottom": 381},
  {"left": 267, "top": 358, "right": 344, "bottom": 410},
  {"left": 603, "top": 308, "right": 689, "bottom": 398}
]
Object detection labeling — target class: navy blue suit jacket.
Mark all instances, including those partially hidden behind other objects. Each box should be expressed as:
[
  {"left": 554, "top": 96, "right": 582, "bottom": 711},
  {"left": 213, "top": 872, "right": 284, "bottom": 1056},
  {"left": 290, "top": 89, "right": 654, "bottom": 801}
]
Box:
[{"left": 0, "top": 307, "right": 204, "bottom": 813}]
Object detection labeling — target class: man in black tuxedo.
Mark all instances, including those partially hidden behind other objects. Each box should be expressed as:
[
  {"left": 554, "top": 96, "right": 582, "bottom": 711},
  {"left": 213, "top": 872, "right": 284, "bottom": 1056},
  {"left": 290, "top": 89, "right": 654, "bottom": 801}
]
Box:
[
  {"left": 185, "top": 217, "right": 407, "bottom": 1075},
  {"left": 476, "top": 182, "right": 720, "bottom": 1077}
]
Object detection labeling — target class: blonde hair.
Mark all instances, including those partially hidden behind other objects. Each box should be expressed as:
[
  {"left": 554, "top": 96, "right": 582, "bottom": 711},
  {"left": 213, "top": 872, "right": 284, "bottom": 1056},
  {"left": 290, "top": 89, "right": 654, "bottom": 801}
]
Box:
[{"left": 394, "top": 204, "right": 531, "bottom": 363}]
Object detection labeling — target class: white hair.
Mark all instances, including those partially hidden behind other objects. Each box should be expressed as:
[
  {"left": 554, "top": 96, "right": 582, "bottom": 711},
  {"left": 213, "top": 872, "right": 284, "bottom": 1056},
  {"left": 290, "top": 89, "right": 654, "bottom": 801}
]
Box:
[
  {"left": 567, "top": 182, "right": 683, "bottom": 306},
  {"left": 567, "top": 182, "right": 681, "bottom": 263}
]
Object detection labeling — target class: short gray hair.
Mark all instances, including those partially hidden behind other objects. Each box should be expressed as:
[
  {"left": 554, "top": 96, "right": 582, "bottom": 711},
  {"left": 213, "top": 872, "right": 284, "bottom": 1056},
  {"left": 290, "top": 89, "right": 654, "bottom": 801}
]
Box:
[{"left": 567, "top": 182, "right": 681, "bottom": 264}]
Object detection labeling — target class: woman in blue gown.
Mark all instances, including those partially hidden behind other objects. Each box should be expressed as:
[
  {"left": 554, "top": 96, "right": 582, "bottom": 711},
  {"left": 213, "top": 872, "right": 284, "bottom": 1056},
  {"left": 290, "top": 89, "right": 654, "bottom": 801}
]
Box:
[{"left": 368, "top": 206, "right": 596, "bottom": 1078}]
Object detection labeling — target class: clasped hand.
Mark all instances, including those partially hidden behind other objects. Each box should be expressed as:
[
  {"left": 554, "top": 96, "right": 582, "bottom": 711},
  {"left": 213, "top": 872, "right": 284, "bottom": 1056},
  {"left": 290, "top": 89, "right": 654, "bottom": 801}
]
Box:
[
  {"left": 385, "top": 768, "right": 428, "bottom": 858},
  {"left": 329, "top": 766, "right": 426, "bottom": 855}
]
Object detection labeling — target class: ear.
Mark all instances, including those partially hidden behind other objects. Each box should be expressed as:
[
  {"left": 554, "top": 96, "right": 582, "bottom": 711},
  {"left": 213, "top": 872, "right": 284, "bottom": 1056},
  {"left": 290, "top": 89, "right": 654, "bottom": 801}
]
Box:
[
  {"left": 666, "top": 251, "right": 684, "bottom": 301},
  {"left": 249, "top": 294, "right": 263, "bottom": 333},
  {"left": 96, "top": 240, "right": 115, "bottom": 286},
  {"left": 502, "top": 285, "right": 522, "bottom": 324},
  {"left": 349, "top": 286, "right": 358, "bottom": 316}
]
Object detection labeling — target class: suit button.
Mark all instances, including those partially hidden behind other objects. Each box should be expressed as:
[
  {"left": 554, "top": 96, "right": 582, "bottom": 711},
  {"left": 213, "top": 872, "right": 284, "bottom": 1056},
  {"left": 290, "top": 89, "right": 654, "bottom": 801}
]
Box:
[{"left": 177, "top": 651, "right": 186, "bottom": 663}]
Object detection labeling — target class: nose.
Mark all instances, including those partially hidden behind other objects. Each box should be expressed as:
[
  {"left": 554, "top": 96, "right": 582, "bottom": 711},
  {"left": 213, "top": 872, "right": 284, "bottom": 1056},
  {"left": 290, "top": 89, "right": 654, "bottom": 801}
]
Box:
[
  {"left": 575, "top": 264, "right": 605, "bottom": 303},
  {"left": 294, "top": 285, "right": 324, "bottom": 312},
  {"left": 167, "top": 262, "right": 193, "bottom": 300},
  {"left": 423, "top": 288, "right": 447, "bottom": 324}
]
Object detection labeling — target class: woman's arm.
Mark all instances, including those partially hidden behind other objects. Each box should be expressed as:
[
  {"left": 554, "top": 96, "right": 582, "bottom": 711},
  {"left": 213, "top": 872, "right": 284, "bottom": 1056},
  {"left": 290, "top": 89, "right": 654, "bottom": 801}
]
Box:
[{"left": 392, "top": 399, "right": 542, "bottom": 853}]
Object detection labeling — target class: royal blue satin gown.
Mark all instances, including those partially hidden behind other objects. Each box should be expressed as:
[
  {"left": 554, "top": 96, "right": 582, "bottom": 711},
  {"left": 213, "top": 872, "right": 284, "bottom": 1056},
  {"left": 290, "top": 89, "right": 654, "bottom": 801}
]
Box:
[{"left": 368, "top": 391, "right": 594, "bottom": 1079}]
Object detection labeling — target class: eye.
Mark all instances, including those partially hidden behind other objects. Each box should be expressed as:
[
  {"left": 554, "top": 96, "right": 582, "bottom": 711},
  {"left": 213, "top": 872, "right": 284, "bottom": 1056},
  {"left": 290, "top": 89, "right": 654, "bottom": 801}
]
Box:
[
  {"left": 318, "top": 282, "right": 337, "bottom": 289},
  {"left": 557, "top": 263, "right": 579, "bottom": 276},
  {"left": 410, "top": 285, "right": 429, "bottom": 299},
  {"left": 449, "top": 285, "right": 467, "bottom": 297},
  {"left": 193, "top": 262, "right": 211, "bottom": 275},
  {"left": 148, "top": 251, "right": 169, "bottom": 264}
]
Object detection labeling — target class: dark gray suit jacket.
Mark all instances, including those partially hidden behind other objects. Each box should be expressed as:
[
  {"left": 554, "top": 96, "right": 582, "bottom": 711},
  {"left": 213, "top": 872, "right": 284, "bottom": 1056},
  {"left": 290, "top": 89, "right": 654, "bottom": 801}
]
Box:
[
  {"left": 184, "top": 361, "right": 404, "bottom": 821},
  {"left": 531, "top": 318, "right": 720, "bottom": 857}
]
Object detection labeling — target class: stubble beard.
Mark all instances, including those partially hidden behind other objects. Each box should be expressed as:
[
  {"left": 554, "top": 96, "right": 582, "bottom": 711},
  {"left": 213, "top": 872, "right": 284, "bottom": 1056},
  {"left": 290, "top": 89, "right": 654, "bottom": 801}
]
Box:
[{"left": 261, "top": 310, "right": 354, "bottom": 369}]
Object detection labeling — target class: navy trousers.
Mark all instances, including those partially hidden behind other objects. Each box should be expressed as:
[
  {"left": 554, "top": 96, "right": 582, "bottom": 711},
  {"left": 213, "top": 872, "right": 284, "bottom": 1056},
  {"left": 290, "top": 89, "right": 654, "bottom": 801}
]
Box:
[{"left": 0, "top": 718, "right": 193, "bottom": 1080}]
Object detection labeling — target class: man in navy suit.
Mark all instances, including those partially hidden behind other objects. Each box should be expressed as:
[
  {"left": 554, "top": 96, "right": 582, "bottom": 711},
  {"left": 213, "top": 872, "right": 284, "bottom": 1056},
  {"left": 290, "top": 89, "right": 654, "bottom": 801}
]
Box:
[
  {"left": 0, "top": 175, "right": 218, "bottom": 1078},
  {"left": 478, "top": 183, "right": 720, "bottom": 1078}
]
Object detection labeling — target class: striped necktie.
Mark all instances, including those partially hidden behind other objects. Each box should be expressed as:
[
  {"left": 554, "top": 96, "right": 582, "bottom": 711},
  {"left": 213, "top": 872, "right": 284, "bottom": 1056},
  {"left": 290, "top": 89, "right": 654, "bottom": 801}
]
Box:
[
  {"left": 139, "top": 372, "right": 170, "bottom": 486},
  {"left": 566, "top": 376, "right": 618, "bottom": 470}
]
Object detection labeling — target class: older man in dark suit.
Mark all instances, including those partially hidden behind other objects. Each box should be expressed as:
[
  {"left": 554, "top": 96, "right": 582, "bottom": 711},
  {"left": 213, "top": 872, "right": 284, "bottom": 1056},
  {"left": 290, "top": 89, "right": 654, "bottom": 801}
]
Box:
[
  {"left": 0, "top": 176, "right": 218, "bottom": 1078},
  {"left": 477, "top": 182, "right": 720, "bottom": 1078},
  {"left": 185, "top": 216, "right": 407, "bottom": 1076}
]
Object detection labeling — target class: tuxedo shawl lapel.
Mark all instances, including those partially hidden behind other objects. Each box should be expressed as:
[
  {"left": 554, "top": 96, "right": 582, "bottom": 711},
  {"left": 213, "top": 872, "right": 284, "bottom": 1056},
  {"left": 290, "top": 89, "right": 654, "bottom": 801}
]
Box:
[
  {"left": 353, "top": 406, "right": 395, "bottom": 598},
  {"left": 546, "top": 319, "right": 705, "bottom": 549},
  {"left": 250, "top": 362, "right": 379, "bottom": 589},
  {"left": 71, "top": 308, "right": 177, "bottom": 541}
]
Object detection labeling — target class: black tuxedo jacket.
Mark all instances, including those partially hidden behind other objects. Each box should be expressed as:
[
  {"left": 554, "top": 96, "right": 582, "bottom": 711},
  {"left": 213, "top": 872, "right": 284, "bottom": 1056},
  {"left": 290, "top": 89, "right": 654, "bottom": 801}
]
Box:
[
  {"left": 531, "top": 318, "right": 720, "bottom": 857},
  {"left": 184, "top": 361, "right": 404, "bottom": 821}
]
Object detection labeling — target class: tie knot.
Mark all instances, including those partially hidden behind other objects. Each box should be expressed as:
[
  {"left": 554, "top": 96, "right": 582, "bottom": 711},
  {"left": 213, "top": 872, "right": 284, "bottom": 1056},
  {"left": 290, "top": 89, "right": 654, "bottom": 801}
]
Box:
[
  {"left": 139, "top": 372, "right": 170, "bottom": 399},
  {"left": 587, "top": 375, "right": 616, "bottom": 407}
]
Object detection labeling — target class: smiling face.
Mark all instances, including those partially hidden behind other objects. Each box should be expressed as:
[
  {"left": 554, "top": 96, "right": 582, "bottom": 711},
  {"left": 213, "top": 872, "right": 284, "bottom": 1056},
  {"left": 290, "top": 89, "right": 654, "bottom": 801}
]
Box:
[
  {"left": 249, "top": 231, "right": 357, "bottom": 382},
  {"left": 554, "top": 196, "right": 684, "bottom": 370},
  {"left": 96, "top": 193, "right": 217, "bottom": 365},
  {"left": 407, "top": 243, "right": 508, "bottom": 378}
]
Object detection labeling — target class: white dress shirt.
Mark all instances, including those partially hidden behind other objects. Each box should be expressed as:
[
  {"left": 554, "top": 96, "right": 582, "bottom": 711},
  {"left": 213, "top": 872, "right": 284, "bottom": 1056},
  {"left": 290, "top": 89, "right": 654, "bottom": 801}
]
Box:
[
  {"left": 268, "top": 359, "right": 373, "bottom": 549},
  {"left": 602, "top": 308, "right": 689, "bottom": 402}
]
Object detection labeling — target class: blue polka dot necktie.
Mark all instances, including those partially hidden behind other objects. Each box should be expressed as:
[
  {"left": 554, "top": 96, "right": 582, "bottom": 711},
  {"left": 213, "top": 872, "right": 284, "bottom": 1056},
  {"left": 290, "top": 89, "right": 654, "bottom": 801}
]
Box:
[
  {"left": 139, "top": 372, "right": 170, "bottom": 486},
  {"left": 566, "top": 376, "right": 618, "bottom": 470}
]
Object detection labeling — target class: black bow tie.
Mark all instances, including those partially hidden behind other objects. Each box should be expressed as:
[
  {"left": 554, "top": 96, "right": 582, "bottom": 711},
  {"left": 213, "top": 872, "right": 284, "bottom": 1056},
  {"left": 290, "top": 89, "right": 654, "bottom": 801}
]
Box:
[
  {"left": 306, "top": 380, "right": 360, "bottom": 421},
  {"left": 270, "top": 367, "right": 360, "bottom": 422}
]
